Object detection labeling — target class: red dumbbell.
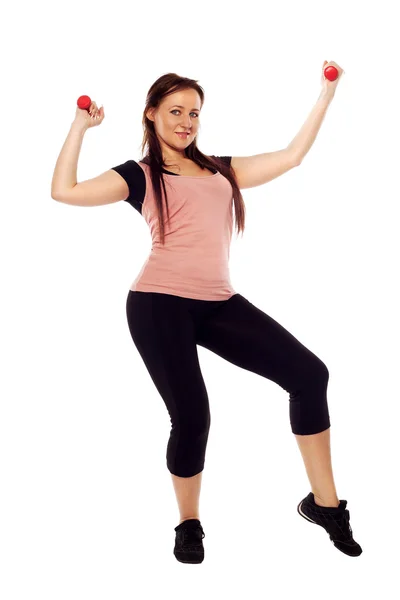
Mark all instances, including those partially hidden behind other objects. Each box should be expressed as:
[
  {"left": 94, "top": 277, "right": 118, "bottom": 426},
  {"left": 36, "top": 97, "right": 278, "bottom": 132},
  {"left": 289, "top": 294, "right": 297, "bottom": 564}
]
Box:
[
  {"left": 324, "top": 66, "right": 339, "bottom": 81},
  {"left": 77, "top": 95, "right": 92, "bottom": 110}
]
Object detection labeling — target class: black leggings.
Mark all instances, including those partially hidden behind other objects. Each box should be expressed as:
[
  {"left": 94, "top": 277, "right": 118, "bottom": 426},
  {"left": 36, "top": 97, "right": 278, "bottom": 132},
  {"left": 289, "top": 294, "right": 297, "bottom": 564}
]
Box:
[{"left": 126, "top": 291, "right": 330, "bottom": 477}]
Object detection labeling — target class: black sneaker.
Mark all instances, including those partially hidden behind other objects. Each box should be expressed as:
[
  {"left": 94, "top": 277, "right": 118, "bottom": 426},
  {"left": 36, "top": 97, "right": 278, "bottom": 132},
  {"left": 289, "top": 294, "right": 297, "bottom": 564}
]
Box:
[
  {"left": 297, "top": 492, "right": 362, "bottom": 557},
  {"left": 173, "top": 519, "right": 205, "bottom": 564}
]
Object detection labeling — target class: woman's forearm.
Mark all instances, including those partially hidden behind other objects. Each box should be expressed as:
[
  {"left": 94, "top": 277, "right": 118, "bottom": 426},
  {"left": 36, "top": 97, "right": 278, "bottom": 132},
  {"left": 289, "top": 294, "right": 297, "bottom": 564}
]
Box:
[
  {"left": 287, "top": 91, "right": 335, "bottom": 164},
  {"left": 51, "top": 122, "right": 88, "bottom": 198}
]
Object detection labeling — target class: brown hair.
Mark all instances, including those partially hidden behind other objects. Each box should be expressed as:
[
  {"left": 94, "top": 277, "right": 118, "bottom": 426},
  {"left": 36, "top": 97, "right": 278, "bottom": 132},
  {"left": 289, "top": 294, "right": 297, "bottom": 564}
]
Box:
[{"left": 139, "top": 72, "right": 246, "bottom": 246}]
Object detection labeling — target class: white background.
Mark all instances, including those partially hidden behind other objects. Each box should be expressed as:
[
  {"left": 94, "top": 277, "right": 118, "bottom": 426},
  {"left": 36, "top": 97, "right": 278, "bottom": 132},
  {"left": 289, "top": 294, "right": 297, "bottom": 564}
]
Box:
[{"left": 1, "top": 0, "right": 399, "bottom": 597}]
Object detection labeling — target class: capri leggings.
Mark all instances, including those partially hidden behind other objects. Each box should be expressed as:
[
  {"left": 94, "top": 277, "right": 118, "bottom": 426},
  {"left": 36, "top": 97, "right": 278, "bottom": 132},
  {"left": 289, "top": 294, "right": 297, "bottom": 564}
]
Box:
[{"left": 126, "top": 290, "right": 331, "bottom": 478}]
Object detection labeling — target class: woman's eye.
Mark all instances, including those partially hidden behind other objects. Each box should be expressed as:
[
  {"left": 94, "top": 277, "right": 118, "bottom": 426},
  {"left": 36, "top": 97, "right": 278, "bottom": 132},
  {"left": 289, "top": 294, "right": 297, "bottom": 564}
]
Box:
[{"left": 171, "top": 110, "right": 198, "bottom": 118}]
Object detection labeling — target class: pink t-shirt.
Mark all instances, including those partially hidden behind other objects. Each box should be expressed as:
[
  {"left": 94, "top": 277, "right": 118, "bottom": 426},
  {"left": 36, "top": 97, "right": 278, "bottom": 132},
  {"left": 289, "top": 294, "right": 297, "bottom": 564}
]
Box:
[{"left": 112, "top": 157, "right": 237, "bottom": 301}]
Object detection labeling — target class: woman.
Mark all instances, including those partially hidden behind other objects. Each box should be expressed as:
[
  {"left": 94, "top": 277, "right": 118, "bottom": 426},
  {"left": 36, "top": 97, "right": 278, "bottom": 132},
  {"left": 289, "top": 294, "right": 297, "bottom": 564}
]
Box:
[{"left": 51, "top": 61, "right": 362, "bottom": 564}]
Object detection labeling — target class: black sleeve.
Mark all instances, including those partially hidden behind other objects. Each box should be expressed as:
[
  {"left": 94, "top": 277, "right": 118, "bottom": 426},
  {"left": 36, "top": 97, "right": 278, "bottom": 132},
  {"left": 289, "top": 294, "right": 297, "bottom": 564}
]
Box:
[{"left": 111, "top": 160, "right": 146, "bottom": 214}]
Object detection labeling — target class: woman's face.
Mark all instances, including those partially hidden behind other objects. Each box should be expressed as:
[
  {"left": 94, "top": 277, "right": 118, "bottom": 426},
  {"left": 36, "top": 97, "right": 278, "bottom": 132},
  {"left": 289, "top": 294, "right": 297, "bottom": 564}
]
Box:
[{"left": 147, "top": 88, "right": 201, "bottom": 161}]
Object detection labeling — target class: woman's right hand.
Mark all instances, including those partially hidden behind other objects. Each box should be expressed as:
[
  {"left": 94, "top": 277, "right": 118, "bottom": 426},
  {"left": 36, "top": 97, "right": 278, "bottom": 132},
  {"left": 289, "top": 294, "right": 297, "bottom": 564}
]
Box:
[{"left": 73, "top": 100, "right": 105, "bottom": 130}]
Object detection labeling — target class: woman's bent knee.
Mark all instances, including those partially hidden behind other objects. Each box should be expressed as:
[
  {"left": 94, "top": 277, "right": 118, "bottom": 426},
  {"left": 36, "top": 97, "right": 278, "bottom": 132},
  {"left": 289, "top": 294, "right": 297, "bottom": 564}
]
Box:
[{"left": 288, "top": 357, "right": 330, "bottom": 435}]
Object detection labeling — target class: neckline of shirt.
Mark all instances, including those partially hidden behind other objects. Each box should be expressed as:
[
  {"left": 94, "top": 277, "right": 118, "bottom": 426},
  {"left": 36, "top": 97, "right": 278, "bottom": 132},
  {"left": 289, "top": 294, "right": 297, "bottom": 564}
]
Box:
[
  {"left": 161, "top": 168, "right": 220, "bottom": 178},
  {"left": 138, "top": 161, "right": 220, "bottom": 179}
]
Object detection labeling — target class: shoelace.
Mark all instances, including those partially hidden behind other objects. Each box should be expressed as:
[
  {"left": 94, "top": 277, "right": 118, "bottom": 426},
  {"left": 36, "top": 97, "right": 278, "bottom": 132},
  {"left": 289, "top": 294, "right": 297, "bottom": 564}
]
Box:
[
  {"left": 328, "top": 509, "right": 353, "bottom": 542},
  {"left": 344, "top": 511, "right": 353, "bottom": 537}
]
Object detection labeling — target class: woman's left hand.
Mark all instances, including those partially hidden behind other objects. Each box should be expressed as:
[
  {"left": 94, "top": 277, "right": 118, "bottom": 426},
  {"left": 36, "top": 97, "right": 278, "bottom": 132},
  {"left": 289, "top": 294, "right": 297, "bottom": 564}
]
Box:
[{"left": 321, "top": 60, "right": 345, "bottom": 98}]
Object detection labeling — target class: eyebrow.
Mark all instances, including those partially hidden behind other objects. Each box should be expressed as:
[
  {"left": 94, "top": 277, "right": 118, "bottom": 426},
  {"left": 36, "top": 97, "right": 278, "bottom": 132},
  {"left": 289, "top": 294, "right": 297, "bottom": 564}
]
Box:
[{"left": 171, "top": 105, "right": 200, "bottom": 112}]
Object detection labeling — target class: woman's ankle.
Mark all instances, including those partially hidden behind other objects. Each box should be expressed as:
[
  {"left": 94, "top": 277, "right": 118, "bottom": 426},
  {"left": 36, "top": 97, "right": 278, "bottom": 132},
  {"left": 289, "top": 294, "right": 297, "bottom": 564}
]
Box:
[{"left": 179, "top": 516, "right": 200, "bottom": 524}]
